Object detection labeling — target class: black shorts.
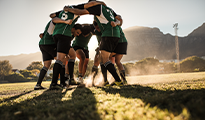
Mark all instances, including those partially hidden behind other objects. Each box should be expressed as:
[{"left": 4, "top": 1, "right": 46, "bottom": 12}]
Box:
[
  {"left": 113, "top": 42, "right": 128, "bottom": 54},
  {"left": 39, "top": 44, "right": 57, "bottom": 61},
  {"left": 53, "top": 34, "right": 72, "bottom": 54},
  {"left": 73, "top": 46, "right": 89, "bottom": 58},
  {"left": 99, "top": 37, "right": 119, "bottom": 52}
]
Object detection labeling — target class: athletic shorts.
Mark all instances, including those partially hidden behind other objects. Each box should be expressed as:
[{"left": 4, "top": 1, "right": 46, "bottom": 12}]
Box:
[
  {"left": 99, "top": 37, "right": 119, "bottom": 52},
  {"left": 53, "top": 34, "right": 72, "bottom": 54},
  {"left": 39, "top": 44, "right": 57, "bottom": 61},
  {"left": 113, "top": 42, "right": 128, "bottom": 54},
  {"left": 73, "top": 46, "right": 89, "bottom": 58}
]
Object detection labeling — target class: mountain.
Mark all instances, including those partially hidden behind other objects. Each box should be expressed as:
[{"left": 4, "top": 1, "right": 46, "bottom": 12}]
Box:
[
  {"left": 0, "top": 50, "right": 97, "bottom": 70},
  {"left": 0, "top": 52, "right": 42, "bottom": 69},
  {"left": 1, "top": 23, "right": 205, "bottom": 69},
  {"left": 122, "top": 23, "right": 205, "bottom": 62}
]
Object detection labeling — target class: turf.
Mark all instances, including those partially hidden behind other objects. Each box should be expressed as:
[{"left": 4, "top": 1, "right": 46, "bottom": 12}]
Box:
[{"left": 0, "top": 72, "right": 205, "bottom": 120}]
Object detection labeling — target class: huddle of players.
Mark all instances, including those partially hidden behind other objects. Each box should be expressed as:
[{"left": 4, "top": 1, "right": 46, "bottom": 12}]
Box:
[{"left": 34, "top": 0, "right": 128, "bottom": 90}]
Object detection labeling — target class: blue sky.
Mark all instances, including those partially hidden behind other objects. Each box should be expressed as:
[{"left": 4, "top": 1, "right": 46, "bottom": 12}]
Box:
[{"left": 0, "top": 0, "right": 204, "bottom": 56}]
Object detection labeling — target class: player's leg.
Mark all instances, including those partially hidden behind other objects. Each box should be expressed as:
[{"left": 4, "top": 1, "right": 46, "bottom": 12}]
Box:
[
  {"left": 76, "top": 49, "right": 85, "bottom": 82},
  {"left": 115, "top": 54, "right": 127, "bottom": 84},
  {"left": 92, "top": 47, "right": 100, "bottom": 80},
  {"left": 50, "top": 35, "right": 71, "bottom": 90},
  {"left": 82, "top": 58, "right": 89, "bottom": 77},
  {"left": 67, "top": 47, "right": 76, "bottom": 83},
  {"left": 100, "top": 37, "right": 122, "bottom": 86},
  {"left": 50, "top": 52, "right": 66, "bottom": 89},
  {"left": 35, "top": 45, "right": 56, "bottom": 90},
  {"left": 113, "top": 42, "right": 128, "bottom": 84},
  {"left": 60, "top": 57, "right": 66, "bottom": 87},
  {"left": 82, "top": 49, "right": 89, "bottom": 77},
  {"left": 35, "top": 60, "right": 51, "bottom": 90}
]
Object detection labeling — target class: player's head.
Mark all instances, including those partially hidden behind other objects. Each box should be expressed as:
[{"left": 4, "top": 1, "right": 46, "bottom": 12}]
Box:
[
  {"left": 88, "top": 0, "right": 96, "bottom": 2},
  {"left": 72, "top": 24, "right": 82, "bottom": 37},
  {"left": 81, "top": 24, "right": 92, "bottom": 36}
]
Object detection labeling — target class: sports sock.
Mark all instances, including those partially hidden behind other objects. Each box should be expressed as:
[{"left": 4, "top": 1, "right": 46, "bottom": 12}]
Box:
[
  {"left": 51, "top": 60, "right": 63, "bottom": 84},
  {"left": 65, "top": 73, "right": 70, "bottom": 80},
  {"left": 78, "top": 73, "right": 83, "bottom": 77},
  {"left": 60, "top": 65, "right": 65, "bottom": 85},
  {"left": 37, "top": 66, "right": 48, "bottom": 85},
  {"left": 104, "top": 61, "right": 121, "bottom": 82},
  {"left": 100, "top": 63, "right": 108, "bottom": 82},
  {"left": 68, "top": 59, "right": 75, "bottom": 79}
]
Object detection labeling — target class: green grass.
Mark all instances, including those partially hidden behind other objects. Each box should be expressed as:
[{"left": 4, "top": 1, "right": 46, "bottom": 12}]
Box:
[{"left": 0, "top": 72, "right": 205, "bottom": 120}]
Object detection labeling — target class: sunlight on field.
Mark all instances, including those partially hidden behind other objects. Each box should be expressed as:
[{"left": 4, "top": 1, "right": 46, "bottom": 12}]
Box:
[
  {"left": 0, "top": 72, "right": 205, "bottom": 120},
  {"left": 127, "top": 72, "right": 205, "bottom": 85}
]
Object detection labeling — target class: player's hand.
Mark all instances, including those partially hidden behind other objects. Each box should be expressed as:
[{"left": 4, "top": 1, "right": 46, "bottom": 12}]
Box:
[
  {"left": 64, "top": 5, "right": 70, "bottom": 12},
  {"left": 111, "top": 21, "right": 117, "bottom": 27},
  {"left": 64, "top": 19, "right": 73, "bottom": 25},
  {"left": 39, "top": 33, "right": 44, "bottom": 38}
]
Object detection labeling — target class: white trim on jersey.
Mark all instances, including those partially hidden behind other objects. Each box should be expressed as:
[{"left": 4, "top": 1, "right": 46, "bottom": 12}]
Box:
[
  {"left": 96, "top": 5, "right": 109, "bottom": 24},
  {"left": 47, "top": 21, "right": 55, "bottom": 35},
  {"left": 73, "top": 14, "right": 79, "bottom": 20}
]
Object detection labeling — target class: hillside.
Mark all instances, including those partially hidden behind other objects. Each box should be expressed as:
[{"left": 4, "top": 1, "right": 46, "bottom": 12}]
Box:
[
  {"left": 0, "top": 23, "right": 205, "bottom": 69},
  {"left": 122, "top": 23, "right": 205, "bottom": 61}
]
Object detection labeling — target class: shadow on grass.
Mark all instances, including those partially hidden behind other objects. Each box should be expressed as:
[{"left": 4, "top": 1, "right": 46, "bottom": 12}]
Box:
[
  {"left": 100, "top": 82, "right": 205, "bottom": 120},
  {"left": 0, "top": 90, "right": 34, "bottom": 103},
  {"left": 0, "top": 87, "right": 101, "bottom": 120}
]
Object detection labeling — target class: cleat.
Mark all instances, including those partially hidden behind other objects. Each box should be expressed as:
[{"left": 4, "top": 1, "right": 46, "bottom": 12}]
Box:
[
  {"left": 77, "top": 77, "right": 83, "bottom": 84},
  {"left": 67, "top": 78, "right": 79, "bottom": 85},
  {"left": 49, "top": 84, "right": 63, "bottom": 90},
  {"left": 34, "top": 85, "right": 46, "bottom": 90},
  {"left": 111, "top": 81, "right": 124, "bottom": 86},
  {"left": 60, "top": 84, "right": 67, "bottom": 89},
  {"left": 104, "top": 81, "right": 110, "bottom": 86},
  {"left": 123, "top": 80, "right": 128, "bottom": 85}
]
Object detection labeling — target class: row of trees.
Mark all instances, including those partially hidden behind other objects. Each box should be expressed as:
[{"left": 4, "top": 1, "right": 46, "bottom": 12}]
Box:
[{"left": 1, "top": 56, "right": 205, "bottom": 83}]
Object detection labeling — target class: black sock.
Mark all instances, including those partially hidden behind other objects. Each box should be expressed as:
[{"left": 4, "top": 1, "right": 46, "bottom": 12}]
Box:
[
  {"left": 60, "top": 65, "right": 65, "bottom": 85},
  {"left": 120, "top": 70, "right": 126, "bottom": 81},
  {"left": 51, "top": 60, "right": 63, "bottom": 84},
  {"left": 104, "top": 61, "right": 121, "bottom": 82},
  {"left": 65, "top": 73, "right": 70, "bottom": 80},
  {"left": 68, "top": 59, "right": 75, "bottom": 79},
  {"left": 100, "top": 63, "right": 107, "bottom": 82},
  {"left": 37, "top": 66, "right": 48, "bottom": 85}
]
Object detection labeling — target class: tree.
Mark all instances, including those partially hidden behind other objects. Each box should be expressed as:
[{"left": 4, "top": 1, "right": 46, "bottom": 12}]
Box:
[
  {"left": 135, "top": 57, "right": 160, "bottom": 75},
  {"left": 20, "top": 70, "right": 36, "bottom": 78},
  {"left": 180, "top": 56, "right": 205, "bottom": 72},
  {"left": 26, "top": 61, "right": 43, "bottom": 71},
  {"left": 0, "top": 60, "right": 12, "bottom": 80},
  {"left": 5, "top": 73, "right": 26, "bottom": 83},
  {"left": 31, "top": 69, "right": 40, "bottom": 76}
]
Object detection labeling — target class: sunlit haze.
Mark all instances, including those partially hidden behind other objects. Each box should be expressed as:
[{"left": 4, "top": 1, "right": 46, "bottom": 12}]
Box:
[{"left": 0, "top": 0, "right": 204, "bottom": 57}]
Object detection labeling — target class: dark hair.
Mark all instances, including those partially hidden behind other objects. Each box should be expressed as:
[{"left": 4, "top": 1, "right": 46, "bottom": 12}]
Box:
[
  {"left": 73, "top": 24, "right": 82, "bottom": 30},
  {"left": 88, "top": 0, "right": 96, "bottom": 2},
  {"left": 81, "top": 24, "right": 92, "bottom": 35}
]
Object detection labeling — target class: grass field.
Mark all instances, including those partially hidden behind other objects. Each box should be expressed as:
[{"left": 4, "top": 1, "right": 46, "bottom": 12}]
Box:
[{"left": 0, "top": 72, "right": 205, "bottom": 120}]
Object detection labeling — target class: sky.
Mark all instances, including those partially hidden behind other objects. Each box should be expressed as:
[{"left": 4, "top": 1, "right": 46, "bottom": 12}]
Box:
[{"left": 0, "top": 0, "right": 204, "bottom": 56}]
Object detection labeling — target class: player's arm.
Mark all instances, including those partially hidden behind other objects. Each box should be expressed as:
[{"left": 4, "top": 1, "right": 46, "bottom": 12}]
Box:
[
  {"left": 64, "top": 6, "right": 89, "bottom": 15},
  {"left": 84, "top": 1, "right": 106, "bottom": 9},
  {"left": 39, "top": 33, "right": 44, "bottom": 38},
  {"left": 115, "top": 15, "right": 123, "bottom": 26},
  {"left": 111, "top": 15, "right": 123, "bottom": 27},
  {"left": 50, "top": 10, "right": 62, "bottom": 18},
  {"left": 52, "top": 17, "right": 73, "bottom": 25}
]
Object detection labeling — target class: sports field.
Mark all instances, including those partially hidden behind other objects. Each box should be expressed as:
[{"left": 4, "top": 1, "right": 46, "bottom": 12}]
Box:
[{"left": 0, "top": 72, "right": 205, "bottom": 120}]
